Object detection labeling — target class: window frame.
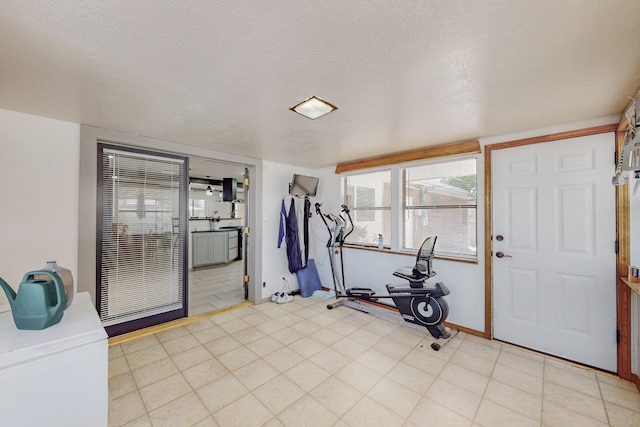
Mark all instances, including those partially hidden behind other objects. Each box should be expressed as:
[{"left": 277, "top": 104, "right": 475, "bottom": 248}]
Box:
[{"left": 340, "top": 154, "right": 478, "bottom": 261}]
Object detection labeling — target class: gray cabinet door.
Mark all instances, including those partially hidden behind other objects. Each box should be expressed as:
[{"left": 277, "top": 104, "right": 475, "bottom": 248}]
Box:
[
  {"left": 193, "top": 233, "right": 212, "bottom": 267},
  {"left": 211, "top": 232, "right": 228, "bottom": 264}
]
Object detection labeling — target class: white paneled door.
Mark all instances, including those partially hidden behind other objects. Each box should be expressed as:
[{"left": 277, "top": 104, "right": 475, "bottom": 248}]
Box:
[{"left": 492, "top": 133, "right": 617, "bottom": 371}]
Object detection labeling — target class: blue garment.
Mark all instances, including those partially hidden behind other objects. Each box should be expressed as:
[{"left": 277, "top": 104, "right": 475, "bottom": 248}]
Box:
[
  {"left": 277, "top": 199, "right": 286, "bottom": 248},
  {"left": 286, "top": 198, "right": 303, "bottom": 273}
]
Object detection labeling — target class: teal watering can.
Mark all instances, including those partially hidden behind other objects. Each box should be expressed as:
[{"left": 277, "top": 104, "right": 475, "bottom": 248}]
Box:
[{"left": 0, "top": 271, "right": 66, "bottom": 330}]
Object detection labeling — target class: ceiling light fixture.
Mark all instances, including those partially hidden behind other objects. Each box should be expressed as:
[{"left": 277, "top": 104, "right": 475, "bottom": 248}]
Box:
[
  {"left": 290, "top": 95, "right": 337, "bottom": 119},
  {"left": 206, "top": 186, "right": 213, "bottom": 196}
]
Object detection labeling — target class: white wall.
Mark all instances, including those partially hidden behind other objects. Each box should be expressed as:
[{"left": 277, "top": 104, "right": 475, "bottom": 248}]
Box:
[{"left": 0, "top": 108, "right": 80, "bottom": 308}]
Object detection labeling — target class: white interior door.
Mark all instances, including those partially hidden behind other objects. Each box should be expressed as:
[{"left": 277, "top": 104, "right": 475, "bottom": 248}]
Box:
[{"left": 492, "top": 133, "right": 617, "bottom": 371}]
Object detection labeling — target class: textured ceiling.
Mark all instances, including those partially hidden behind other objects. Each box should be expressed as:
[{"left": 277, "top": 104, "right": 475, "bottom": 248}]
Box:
[{"left": 1, "top": 1, "right": 639, "bottom": 168}]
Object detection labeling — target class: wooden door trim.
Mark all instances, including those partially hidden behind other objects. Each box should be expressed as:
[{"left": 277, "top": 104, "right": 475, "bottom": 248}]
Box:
[{"left": 483, "top": 124, "right": 628, "bottom": 376}]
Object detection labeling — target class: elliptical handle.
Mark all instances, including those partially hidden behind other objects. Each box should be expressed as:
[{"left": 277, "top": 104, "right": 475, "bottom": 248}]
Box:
[
  {"left": 342, "top": 204, "right": 355, "bottom": 240},
  {"left": 315, "top": 202, "right": 323, "bottom": 215}
]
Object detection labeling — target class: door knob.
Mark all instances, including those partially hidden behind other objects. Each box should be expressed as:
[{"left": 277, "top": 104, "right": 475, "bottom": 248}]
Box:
[{"left": 495, "top": 251, "right": 512, "bottom": 258}]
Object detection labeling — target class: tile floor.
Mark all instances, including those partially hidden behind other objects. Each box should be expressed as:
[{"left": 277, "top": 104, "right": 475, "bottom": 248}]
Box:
[
  {"left": 108, "top": 295, "right": 640, "bottom": 427},
  {"left": 189, "top": 261, "right": 245, "bottom": 316}
]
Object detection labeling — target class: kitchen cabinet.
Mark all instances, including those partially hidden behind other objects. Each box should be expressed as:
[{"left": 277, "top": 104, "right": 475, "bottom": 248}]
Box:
[
  {"left": 192, "top": 231, "right": 229, "bottom": 267},
  {"left": 0, "top": 292, "right": 108, "bottom": 427},
  {"left": 229, "top": 232, "right": 239, "bottom": 261}
]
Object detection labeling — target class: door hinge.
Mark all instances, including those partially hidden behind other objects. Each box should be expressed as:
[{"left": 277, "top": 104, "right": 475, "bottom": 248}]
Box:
[
  {"left": 244, "top": 177, "right": 250, "bottom": 186},
  {"left": 244, "top": 274, "right": 250, "bottom": 283},
  {"left": 244, "top": 226, "right": 250, "bottom": 234},
  {"left": 616, "top": 329, "right": 620, "bottom": 344},
  {"left": 615, "top": 240, "right": 619, "bottom": 254},
  {"left": 614, "top": 150, "right": 618, "bottom": 166}
]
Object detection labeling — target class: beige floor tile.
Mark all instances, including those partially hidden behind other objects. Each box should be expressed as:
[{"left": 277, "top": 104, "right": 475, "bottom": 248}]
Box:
[
  {"left": 232, "top": 358, "right": 279, "bottom": 390},
  {"left": 277, "top": 395, "right": 339, "bottom": 426},
  {"left": 121, "top": 414, "right": 152, "bottom": 427},
  {"left": 218, "top": 317, "right": 251, "bottom": 334},
  {"left": 276, "top": 312, "right": 304, "bottom": 327},
  {"left": 439, "top": 363, "right": 490, "bottom": 396},
  {"left": 544, "top": 363, "right": 600, "bottom": 398},
  {"left": 109, "top": 390, "right": 146, "bottom": 427},
  {"left": 497, "top": 348, "right": 544, "bottom": 377},
  {"left": 475, "top": 399, "right": 539, "bottom": 427},
  {"left": 147, "top": 392, "right": 209, "bottom": 427},
  {"left": 597, "top": 372, "right": 639, "bottom": 393},
  {"left": 491, "top": 363, "right": 543, "bottom": 397},
  {"left": 170, "top": 345, "right": 213, "bottom": 371},
  {"left": 283, "top": 359, "right": 331, "bottom": 392},
  {"left": 154, "top": 325, "right": 189, "bottom": 343},
  {"left": 367, "top": 377, "right": 421, "bottom": 418},
  {"left": 125, "top": 343, "right": 169, "bottom": 370},
  {"left": 271, "top": 326, "right": 305, "bottom": 345},
  {"left": 121, "top": 335, "right": 160, "bottom": 355},
  {"left": 484, "top": 379, "right": 541, "bottom": 422},
  {"left": 109, "top": 372, "right": 138, "bottom": 400},
  {"left": 161, "top": 333, "right": 201, "bottom": 356},
  {"left": 183, "top": 358, "right": 229, "bottom": 389},
  {"left": 191, "top": 416, "right": 219, "bottom": 427},
  {"left": 131, "top": 357, "right": 179, "bottom": 388},
  {"left": 542, "top": 400, "right": 608, "bottom": 427},
  {"left": 386, "top": 327, "right": 426, "bottom": 348},
  {"left": 245, "top": 335, "right": 283, "bottom": 357},
  {"left": 309, "top": 327, "right": 343, "bottom": 346},
  {"left": 348, "top": 328, "right": 383, "bottom": 347},
  {"left": 372, "top": 337, "right": 413, "bottom": 360},
  {"left": 342, "top": 396, "right": 404, "bottom": 427},
  {"left": 449, "top": 350, "right": 496, "bottom": 377},
  {"left": 457, "top": 339, "right": 500, "bottom": 362},
  {"left": 543, "top": 381, "right": 607, "bottom": 423},
  {"left": 196, "top": 373, "right": 249, "bottom": 414},
  {"left": 545, "top": 356, "right": 596, "bottom": 378},
  {"left": 191, "top": 324, "right": 227, "bottom": 344},
  {"left": 255, "top": 318, "right": 287, "bottom": 335},
  {"left": 138, "top": 373, "right": 191, "bottom": 411},
  {"left": 386, "top": 361, "right": 436, "bottom": 395},
  {"left": 604, "top": 400, "right": 640, "bottom": 427},
  {"left": 356, "top": 347, "right": 399, "bottom": 376},
  {"left": 109, "top": 356, "right": 131, "bottom": 378},
  {"left": 599, "top": 381, "right": 640, "bottom": 413},
  {"left": 109, "top": 344, "right": 124, "bottom": 360},
  {"left": 291, "top": 319, "right": 324, "bottom": 336},
  {"left": 212, "top": 393, "right": 273, "bottom": 427},
  {"left": 263, "top": 346, "right": 305, "bottom": 372},
  {"left": 253, "top": 374, "right": 305, "bottom": 415},
  {"left": 203, "top": 334, "right": 242, "bottom": 357},
  {"left": 309, "top": 376, "right": 363, "bottom": 417},
  {"left": 232, "top": 325, "right": 266, "bottom": 345},
  {"left": 331, "top": 336, "right": 369, "bottom": 359},
  {"left": 408, "top": 397, "right": 473, "bottom": 427},
  {"left": 217, "top": 345, "right": 259, "bottom": 371},
  {"left": 309, "top": 347, "right": 352, "bottom": 374},
  {"left": 426, "top": 378, "right": 482, "bottom": 420},
  {"left": 402, "top": 348, "right": 447, "bottom": 376},
  {"left": 288, "top": 335, "right": 326, "bottom": 358},
  {"left": 335, "top": 360, "right": 383, "bottom": 394},
  {"left": 362, "top": 317, "right": 400, "bottom": 336}
]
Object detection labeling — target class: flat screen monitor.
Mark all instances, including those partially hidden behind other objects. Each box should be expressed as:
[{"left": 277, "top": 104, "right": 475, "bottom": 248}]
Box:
[{"left": 289, "top": 174, "right": 319, "bottom": 197}]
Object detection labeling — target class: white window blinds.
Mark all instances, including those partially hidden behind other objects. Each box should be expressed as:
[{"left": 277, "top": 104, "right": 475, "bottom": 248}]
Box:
[{"left": 98, "top": 146, "right": 186, "bottom": 327}]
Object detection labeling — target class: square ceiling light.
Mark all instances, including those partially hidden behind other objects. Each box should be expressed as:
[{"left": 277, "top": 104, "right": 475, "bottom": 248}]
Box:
[{"left": 290, "top": 96, "right": 337, "bottom": 119}]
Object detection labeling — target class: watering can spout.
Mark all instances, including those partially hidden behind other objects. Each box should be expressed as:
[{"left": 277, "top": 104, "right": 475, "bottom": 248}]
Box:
[{"left": 0, "top": 277, "right": 17, "bottom": 306}]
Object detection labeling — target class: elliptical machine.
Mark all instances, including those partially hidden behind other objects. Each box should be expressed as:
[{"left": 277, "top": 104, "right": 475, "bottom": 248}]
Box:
[{"left": 316, "top": 203, "right": 458, "bottom": 350}]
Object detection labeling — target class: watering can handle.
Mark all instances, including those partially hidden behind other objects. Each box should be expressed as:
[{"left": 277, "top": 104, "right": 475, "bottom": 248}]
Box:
[{"left": 23, "top": 271, "right": 66, "bottom": 309}]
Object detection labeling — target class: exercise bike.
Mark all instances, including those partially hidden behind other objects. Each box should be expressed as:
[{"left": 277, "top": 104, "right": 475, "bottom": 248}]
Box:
[{"left": 315, "top": 203, "right": 458, "bottom": 350}]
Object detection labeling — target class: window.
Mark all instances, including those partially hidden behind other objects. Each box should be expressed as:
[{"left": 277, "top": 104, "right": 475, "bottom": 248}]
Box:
[
  {"left": 342, "top": 170, "right": 391, "bottom": 245},
  {"left": 403, "top": 157, "right": 477, "bottom": 259},
  {"left": 340, "top": 156, "right": 477, "bottom": 260}
]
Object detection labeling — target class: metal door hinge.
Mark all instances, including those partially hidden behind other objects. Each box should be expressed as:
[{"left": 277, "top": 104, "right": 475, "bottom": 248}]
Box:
[
  {"left": 616, "top": 329, "right": 620, "bottom": 344},
  {"left": 615, "top": 240, "right": 619, "bottom": 254},
  {"left": 244, "top": 275, "right": 250, "bottom": 283},
  {"left": 244, "top": 226, "right": 250, "bottom": 234},
  {"left": 244, "top": 178, "right": 250, "bottom": 186}
]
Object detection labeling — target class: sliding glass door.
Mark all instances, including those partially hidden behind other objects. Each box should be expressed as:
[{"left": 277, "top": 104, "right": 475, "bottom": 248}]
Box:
[{"left": 97, "top": 144, "right": 188, "bottom": 336}]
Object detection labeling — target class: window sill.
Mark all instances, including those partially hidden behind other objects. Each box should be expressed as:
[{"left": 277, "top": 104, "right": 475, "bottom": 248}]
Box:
[{"left": 342, "top": 243, "right": 479, "bottom": 264}]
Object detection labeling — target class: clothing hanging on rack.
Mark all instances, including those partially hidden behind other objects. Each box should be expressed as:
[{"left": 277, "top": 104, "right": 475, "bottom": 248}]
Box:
[
  {"left": 277, "top": 199, "right": 286, "bottom": 248},
  {"left": 285, "top": 197, "right": 303, "bottom": 273},
  {"left": 303, "top": 197, "right": 310, "bottom": 264}
]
